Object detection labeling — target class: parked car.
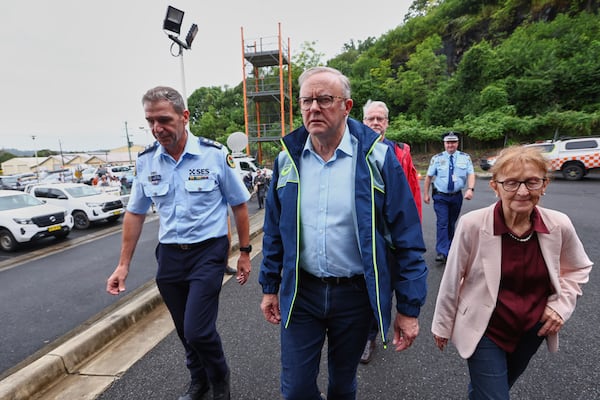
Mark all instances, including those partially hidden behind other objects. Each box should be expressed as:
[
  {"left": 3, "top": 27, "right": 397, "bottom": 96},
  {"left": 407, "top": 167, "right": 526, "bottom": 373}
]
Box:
[
  {"left": 0, "top": 176, "right": 20, "bottom": 190},
  {"left": 542, "top": 136, "right": 600, "bottom": 180},
  {"left": 481, "top": 138, "right": 599, "bottom": 180},
  {"left": 479, "top": 155, "right": 497, "bottom": 171},
  {"left": 231, "top": 154, "right": 272, "bottom": 181},
  {"left": 0, "top": 190, "right": 73, "bottom": 252},
  {"left": 39, "top": 169, "right": 74, "bottom": 183},
  {"left": 25, "top": 183, "right": 124, "bottom": 229}
]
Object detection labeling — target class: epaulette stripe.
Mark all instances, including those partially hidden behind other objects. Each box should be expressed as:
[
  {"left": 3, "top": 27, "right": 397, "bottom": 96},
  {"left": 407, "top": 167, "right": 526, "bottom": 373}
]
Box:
[
  {"left": 138, "top": 141, "right": 158, "bottom": 156},
  {"left": 199, "top": 136, "right": 223, "bottom": 149}
]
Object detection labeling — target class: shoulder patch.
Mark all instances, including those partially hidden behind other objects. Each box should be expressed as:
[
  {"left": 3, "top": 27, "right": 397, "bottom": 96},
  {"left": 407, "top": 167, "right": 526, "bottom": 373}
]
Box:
[
  {"left": 138, "top": 141, "right": 158, "bottom": 156},
  {"left": 226, "top": 154, "right": 236, "bottom": 169},
  {"left": 198, "top": 136, "right": 223, "bottom": 149}
]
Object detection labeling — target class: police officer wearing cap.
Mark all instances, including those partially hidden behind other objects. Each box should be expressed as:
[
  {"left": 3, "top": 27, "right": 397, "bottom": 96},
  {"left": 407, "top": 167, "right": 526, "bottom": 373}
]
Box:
[
  {"left": 106, "top": 86, "right": 251, "bottom": 400},
  {"left": 423, "top": 132, "right": 475, "bottom": 263}
]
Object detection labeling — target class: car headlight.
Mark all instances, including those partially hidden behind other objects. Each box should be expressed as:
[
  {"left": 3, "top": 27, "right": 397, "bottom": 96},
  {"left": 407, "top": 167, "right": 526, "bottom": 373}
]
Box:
[
  {"left": 85, "top": 202, "right": 105, "bottom": 207},
  {"left": 13, "top": 217, "right": 34, "bottom": 225}
]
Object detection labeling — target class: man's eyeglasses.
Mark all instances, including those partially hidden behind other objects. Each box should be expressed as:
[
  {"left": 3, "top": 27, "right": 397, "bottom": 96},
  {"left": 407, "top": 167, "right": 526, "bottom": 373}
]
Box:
[
  {"left": 364, "top": 116, "right": 388, "bottom": 123},
  {"left": 495, "top": 178, "right": 546, "bottom": 192},
  {"left": 298, "top": 95, "right": 345, "bottom": 111}
]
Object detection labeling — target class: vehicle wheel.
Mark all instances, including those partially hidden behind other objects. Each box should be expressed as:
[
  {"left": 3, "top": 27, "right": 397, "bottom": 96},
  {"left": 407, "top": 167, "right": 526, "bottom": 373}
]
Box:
[
  {"left": 562, "top": 163, "right": 585, "bottom": 181},
  {"left": 106, "top": 215, "right": 121, "bottom": 223},
  {"left": 0, "top": 229, "right": 18, "bottom": 252},
  {"left": 73, "top": 211, "right": 91, "bottom": 230}
]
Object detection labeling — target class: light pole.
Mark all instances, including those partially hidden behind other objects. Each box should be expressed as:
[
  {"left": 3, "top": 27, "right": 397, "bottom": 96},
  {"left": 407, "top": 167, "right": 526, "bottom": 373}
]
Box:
[
  {"left": 124, "top": 121, "right": 132, "bottom": 166},
  {"left": 31, "top": 135, "right": 39, "bottom": 179},
  {"left": 163, "top": 5, "right": 198, "bottom": 107}
]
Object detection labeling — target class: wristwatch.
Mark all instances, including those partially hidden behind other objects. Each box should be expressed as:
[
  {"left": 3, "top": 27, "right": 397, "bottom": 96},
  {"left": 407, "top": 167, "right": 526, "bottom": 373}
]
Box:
[
  {"left": 468, "top": 187, "right": 475, "bottom": 192},
  {"left": 239, "top": 245, "right": 252, "bottom": 253}
]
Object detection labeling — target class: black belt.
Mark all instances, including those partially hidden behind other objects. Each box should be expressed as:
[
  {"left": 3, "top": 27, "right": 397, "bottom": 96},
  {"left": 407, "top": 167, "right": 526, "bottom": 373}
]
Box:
[
  {"left": 161, "top": 242, "right": 203, "bottom": 250},
  {"left": 300, "top": 269, "right": 364, "bottom": 285},
  {"left": 160, "top": 237, "right": 223, "bottom": 251},
  {"left": 433, "top": 188, "right": 462, "bottom": 196}
]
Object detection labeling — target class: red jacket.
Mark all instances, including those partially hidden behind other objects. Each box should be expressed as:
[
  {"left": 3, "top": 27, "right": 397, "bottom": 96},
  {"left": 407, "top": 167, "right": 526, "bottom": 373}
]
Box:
[{"left": 390, "top": 141, "right": 422, "bottom": 220}]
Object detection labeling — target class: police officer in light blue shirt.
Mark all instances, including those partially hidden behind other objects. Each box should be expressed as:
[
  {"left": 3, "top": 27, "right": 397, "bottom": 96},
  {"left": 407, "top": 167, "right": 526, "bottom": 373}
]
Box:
[
  {"left": 106, "top": 86, "right": 250, "bottom": 400},
  {"left": 423, "top": 132, "right": 475, "bottom": 263}
]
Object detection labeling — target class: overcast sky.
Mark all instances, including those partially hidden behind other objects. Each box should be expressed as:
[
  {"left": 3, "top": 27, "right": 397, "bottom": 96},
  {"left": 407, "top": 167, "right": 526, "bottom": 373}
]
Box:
[{"left": 1, "top": 0, "right": 411, "bottom": 153}]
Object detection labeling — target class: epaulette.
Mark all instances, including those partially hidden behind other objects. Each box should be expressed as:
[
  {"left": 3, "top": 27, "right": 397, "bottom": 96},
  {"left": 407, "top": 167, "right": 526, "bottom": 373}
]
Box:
[
  {"left": 435, "top": 152, "right": 444, "bottom": 157},
  {"left": 199, "top": 137, "right": 223, "bottom": 149},
  {"left": 138, "top": 141, "right": 158, "bottom": 156}
]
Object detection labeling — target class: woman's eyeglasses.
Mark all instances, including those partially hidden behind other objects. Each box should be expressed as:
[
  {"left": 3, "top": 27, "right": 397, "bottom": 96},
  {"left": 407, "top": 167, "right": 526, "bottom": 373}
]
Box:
[{"left": 495, "top": 178, "right": 546, "bottom": 192}]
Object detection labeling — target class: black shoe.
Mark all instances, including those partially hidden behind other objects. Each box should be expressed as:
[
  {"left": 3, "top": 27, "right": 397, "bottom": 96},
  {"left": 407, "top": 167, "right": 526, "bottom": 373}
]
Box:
[
  {"left": 435, "top": 253, "right": 447, "bottom": 263},
  {"left": 212, "top": 371, "right": 231, "bottom": 400},
  {"left": 224, "top": 265, "right": 237, "bottom": 275},
  {"left": 178, "top": 380, "right": 209, "bottom": 400},
  {"left": 360, "top": 339, "right": 376, "bottom": 364}
]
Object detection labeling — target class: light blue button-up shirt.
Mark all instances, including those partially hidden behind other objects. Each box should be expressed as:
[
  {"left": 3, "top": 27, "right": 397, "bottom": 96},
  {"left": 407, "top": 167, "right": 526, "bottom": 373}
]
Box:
[
  {"left": 298, "top": 127, "right": 363, "bottom": 278},
  {"left": 127, "top": 134, "right": 250, "bottom": 244},
  {"left": 426, "top": 150, "right": 474, "bottom": 193}
]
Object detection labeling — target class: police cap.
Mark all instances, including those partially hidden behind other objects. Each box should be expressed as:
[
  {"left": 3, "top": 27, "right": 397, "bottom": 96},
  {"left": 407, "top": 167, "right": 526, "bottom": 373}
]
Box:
[{"left": 442, "top": 131, "right": 460, "bottom": 142}]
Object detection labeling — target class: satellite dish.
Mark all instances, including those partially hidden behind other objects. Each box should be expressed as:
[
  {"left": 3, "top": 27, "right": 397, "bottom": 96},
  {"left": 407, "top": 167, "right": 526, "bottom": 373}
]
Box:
[{"left": 227, "top": 132, "right": 248, "bottom": 153}]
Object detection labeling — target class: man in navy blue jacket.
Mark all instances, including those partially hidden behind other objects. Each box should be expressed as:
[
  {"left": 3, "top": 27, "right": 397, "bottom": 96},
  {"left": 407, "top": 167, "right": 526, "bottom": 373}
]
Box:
[{"left": 259, "top": 67, "right": 428, "bottom": 400}]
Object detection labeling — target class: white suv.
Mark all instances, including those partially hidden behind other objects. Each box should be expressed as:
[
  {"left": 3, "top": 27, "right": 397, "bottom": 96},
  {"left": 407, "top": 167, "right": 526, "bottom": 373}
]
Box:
[
  {"left": 25, "top": 183, "right": 124, "bottom": 229},
  {"left": 542, "top": 137, "right": 600, "bottom": 180},
  {"left": 231, "top": 154, "right": 272, "bottom": 180},
  {"left": 0, "top": 190, "right": 73, "bottom": 252}
]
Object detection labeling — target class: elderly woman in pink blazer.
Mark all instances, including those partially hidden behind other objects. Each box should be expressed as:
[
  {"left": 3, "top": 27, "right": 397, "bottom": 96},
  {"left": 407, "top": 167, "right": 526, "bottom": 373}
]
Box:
[{"left": 432, "top": 145, "right": 592, "bottom": 399}]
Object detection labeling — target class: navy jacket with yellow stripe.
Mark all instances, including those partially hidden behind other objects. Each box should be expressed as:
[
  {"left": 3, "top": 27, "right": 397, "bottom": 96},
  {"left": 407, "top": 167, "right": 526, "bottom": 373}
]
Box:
[{"left": 259, "top": 117, "right": 428, "bottom": 343}]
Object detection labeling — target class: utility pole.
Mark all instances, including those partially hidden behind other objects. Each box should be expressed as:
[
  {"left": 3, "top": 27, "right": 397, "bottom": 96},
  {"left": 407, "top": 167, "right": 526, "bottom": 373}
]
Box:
[
  {"left": 31, "top": 135, "right": 39, "bottom": 179},
  {"left": 125, "top": 121, "right": 132, "bottom": 166}
]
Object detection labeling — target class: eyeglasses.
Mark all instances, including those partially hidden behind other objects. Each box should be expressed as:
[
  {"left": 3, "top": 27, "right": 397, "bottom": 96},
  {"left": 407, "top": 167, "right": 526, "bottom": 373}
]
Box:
[
  {"left": 495, "top": 178, "right": 546, "bottom": 192},
  {"left": 364, "top": 116, "right": 388, "bottom": 123},
  {"left": 298, "top": 95, "right": 345, "bottom": 111}
]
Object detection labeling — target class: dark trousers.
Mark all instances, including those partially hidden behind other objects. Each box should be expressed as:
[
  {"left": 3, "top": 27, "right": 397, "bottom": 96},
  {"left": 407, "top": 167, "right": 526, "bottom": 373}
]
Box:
[
  {"left": 467, "top": 323, "right": 545, "bottom": 400},
  {"left": 257, "top": 192, "right": 266, "bottom": 209},
  {"left": 155, "top": 236, "right": 229, "bottom": 384},
  {"left": 280, "top": 271, "right": 372, "bottom": 400},
  {"left": 433, "top": 192, "right": 463, "bottom": 256}
]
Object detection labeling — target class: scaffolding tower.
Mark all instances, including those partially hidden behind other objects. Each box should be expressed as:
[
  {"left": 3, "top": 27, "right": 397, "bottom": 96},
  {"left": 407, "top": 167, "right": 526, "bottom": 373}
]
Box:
[{"left": 240, "top": 23, "right": 293, "bottom": 164}]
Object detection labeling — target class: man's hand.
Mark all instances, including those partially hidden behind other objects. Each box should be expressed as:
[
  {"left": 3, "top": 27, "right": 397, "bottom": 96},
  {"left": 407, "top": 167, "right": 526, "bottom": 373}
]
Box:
[
  {"left": 236, "top": 253, "right": 251, "bottom": 285},
  {"left": 392, "top": 313, "right": 419, "bottom": 351},
  {"left": 260, "top": 294, "right": 281, "bottom": 325},
  {"left": 106, "top": 265, "right": 128, "bottom": 295}
]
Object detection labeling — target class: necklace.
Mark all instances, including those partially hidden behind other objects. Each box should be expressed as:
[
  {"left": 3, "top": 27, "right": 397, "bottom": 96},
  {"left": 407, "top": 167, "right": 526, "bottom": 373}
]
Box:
[{"left": 507, "top": 231, "right": 534, "bottom": 242}]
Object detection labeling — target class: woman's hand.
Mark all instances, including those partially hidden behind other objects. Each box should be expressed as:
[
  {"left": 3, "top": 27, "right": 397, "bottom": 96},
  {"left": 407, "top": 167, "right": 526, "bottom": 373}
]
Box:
[
  {"left": 433, "top": 334, "right": 448, "bottom": 351},
  {"left": 538, "top": 306, "right": 564, "bottom": 336}
]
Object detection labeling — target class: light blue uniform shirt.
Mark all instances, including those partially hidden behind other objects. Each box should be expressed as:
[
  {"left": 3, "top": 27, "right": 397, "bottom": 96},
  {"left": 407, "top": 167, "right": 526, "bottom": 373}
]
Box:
[
  {"left": 127, "top": 133, "right": 250, "bottom": 244},
  {"left": 426, "top": 150, "right": 474, "bottom": 193},
  {"left": 299, "top": 127, "right": 363, "bottom": 278}
]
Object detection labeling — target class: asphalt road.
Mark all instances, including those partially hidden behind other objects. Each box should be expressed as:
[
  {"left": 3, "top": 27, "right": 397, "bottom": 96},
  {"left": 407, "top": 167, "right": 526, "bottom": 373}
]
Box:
[
  {"left": 95, "top": 175, "right": 599, "bottom": 400},
  {"left": 0, "top": 214, "right": 160, "bottom": 377},
  {"left": 0, "top": 198, "right": 265, "bottom": 379}
]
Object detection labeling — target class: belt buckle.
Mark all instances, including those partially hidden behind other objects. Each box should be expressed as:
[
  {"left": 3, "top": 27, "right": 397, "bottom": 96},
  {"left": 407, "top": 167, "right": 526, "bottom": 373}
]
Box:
[{"left": 179, "top": 244, "right": 190, "bottom": 250}]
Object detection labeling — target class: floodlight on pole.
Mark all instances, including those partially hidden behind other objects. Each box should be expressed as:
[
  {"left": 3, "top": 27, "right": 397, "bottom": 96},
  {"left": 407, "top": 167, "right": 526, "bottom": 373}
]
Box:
[{"left": 163, "top": 5, "right": 198, "bottom": 108}]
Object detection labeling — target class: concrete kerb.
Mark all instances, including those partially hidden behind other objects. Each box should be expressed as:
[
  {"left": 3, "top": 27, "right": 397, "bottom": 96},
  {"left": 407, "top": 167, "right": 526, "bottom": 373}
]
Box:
[{"left": 0, "top": 208, "right": 265, "bottom": 400}]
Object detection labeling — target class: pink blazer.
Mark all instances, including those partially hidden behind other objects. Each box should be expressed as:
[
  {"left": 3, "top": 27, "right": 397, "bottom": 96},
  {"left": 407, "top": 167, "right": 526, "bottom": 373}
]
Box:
[{"left": 431, "top": 203, "right": 593, "bottom": 358}]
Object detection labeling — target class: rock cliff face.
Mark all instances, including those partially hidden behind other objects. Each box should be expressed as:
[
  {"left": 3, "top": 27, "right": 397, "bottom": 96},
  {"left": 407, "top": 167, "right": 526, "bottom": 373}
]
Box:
[{"left": 438, "top": 1, "right": 598, "bottom": 73}]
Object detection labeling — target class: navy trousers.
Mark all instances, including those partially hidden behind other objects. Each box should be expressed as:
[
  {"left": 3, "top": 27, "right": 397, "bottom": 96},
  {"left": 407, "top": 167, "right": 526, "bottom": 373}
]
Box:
[
  {"left": 280, "top": 271, "right": 372, "bottom": 400},
  {"left": 155, "top": 236, "right": 229, "bottom": 384},
  {"left": 433, "top": 192, "right": 463, "bottom": 256}
]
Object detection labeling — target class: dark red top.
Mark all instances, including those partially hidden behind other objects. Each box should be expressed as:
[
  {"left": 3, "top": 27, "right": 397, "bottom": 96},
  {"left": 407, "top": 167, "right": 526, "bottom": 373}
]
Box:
[{"left": 485, "top": 201, "right": 552, "bottom": 352}]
